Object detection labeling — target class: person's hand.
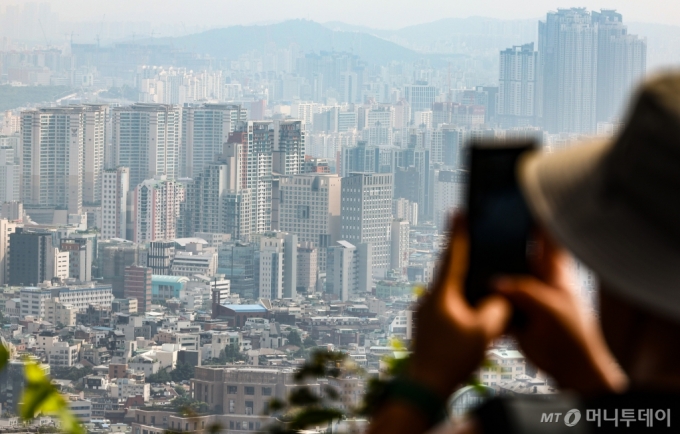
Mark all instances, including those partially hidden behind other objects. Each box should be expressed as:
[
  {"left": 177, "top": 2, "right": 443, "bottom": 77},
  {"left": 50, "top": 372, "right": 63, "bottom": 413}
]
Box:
[
  {"left": 408, "top": 214, "right": 512, "bottom": 399},
  {"left": 493, "top": 229, "right": 627, "bottom": 395}
]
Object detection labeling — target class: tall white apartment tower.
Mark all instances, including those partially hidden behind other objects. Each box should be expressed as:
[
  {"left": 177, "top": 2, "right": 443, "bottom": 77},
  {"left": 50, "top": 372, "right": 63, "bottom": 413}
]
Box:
[
  {"left": 273, "top": 119, "right": 306, "bottom": 175},
  {"left": 539, "top": 8, "right": 599, "bottom": 133},
  {"left": 341, "top": 172, "right": 393, "bottom": 277},
  {"left": 0, "top": 146, "right": 19, "bottom": 204},
  {"left": 101, "top": 167, "right": 130, "bottom": 240},
  {"left": 83, "top": 104, "right": 108, "bottom": 204},
  {"left": 133, "top": 177, "right": 185, "bottom": 243},
  {"left": 279, "top": 174, "right": 341, "bottom": 272},
  {"left": 498, "top": 43, "right": 539, "bottom": 127},
  {"left": 181, "top": 103, "right": 247, "bottom": 178},
  {"left": 228, "top": 121, "right": 274, "bottom": 234},
  {"left": 258, "top": 232, "right": 297, "bottom": 300},
  {"left": 0, "top": 218, "right": 18, "bottom": 285},
  {"left": 112, "top": 104, "right": 181, "bottom": 190},
  {"left": 20, "top": 106, "right": 86, "bottom": 214}
]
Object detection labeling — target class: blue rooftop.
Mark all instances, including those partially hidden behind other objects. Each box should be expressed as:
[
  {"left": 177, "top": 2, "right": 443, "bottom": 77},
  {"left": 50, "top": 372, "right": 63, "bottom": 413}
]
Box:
[{"left": 223, "top": 304, "right": 267, "bottom": 313}]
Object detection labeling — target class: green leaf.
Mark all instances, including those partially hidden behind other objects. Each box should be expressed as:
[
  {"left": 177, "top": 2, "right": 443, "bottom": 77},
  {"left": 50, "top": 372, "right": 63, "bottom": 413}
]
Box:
[
  {"left": 0, "top": 344, "right": 9, "bottom": 372},
  {"left": 20, "top": 361, "right": 83, "bottom": 434}
]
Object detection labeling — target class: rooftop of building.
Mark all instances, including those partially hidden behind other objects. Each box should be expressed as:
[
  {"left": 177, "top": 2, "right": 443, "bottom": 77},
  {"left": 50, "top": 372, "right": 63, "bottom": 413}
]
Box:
[
  {"left": 152, "top": 275, "right": 190, "bottom": 284},
  {"left": 222, "top": 304, "right": 267, "bottom": 313}
]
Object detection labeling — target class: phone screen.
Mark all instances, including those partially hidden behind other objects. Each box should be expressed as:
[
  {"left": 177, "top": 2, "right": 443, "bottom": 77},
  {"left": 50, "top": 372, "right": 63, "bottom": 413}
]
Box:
[{"left": 464, "top": 141, "right": 536, "bottom": 306}]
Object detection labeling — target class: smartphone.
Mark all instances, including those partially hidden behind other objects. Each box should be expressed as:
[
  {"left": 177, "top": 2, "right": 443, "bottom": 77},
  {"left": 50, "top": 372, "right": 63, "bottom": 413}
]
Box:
[{"left": 463, "top": 140, "right": 537, "bottom": 306}]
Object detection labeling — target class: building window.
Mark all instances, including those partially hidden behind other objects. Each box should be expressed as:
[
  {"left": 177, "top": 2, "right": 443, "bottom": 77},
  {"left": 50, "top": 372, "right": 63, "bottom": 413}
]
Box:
[
  {"left": 244, "top": 386, "right": 254, "bottom": 395},
  {"left": 227, "top": 385, "right": 237, "bottom": 394},
  {"left": 262, "top": 387, "right": 272, "bottom": 396}
]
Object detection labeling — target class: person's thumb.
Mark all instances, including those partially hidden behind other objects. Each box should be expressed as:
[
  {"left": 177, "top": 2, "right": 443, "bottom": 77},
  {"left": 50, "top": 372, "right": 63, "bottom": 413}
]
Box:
[{"left": 476, "top": 295, "right": 513, "bottom": 340}]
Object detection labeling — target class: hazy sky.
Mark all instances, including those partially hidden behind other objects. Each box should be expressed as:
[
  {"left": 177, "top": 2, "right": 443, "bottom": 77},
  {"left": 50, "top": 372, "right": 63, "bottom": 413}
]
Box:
[{"left": 4, "top": 0, "right": 680, "bottom": 28}]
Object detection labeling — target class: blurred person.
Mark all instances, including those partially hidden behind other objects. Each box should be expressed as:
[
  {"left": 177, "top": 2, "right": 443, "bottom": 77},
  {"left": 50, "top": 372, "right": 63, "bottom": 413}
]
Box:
[{"left": 368, "top": 73, "right": 680, "bottom": 433}]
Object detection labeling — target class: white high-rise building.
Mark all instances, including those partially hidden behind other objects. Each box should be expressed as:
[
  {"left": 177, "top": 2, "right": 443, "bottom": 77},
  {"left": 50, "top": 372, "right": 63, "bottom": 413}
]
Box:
[
  {"left": 83, "top": 104, "right": 108, "bottom": 205},
  {"left": 258, "top": 232, "right": 297, "bottom": 299},
  {"left": 403, "top": 83, "right": 437, "bottom": 116},
  {"left": 498, "top": 43, "right": 538, "bottom": 127},
  {"left": 112, "top": 104, "right": 181, "bottom": 189},
  {"left": 365, "top": 106, "right": 394, "bottom": 147},
  {"left": 181, "top": 104, "right": 247, "bottom": 178},
  {"left": 20, "top": 106, "right": 88, "bottom": 214},
  {"left": 279, "top": 174, "right": 341, "bottom": 272},
  {"left": 341, "top": 173, "right": 393, "bottom": 277},
  {"left": 391, "top": 219, "right": 410, "bottom": 275},
  {"left": 101, "top": 167, "right": 130, "bottom": 240},
  {"left": 133, "top": 177, "right": 185, "bottom": 243},
  {"left": 433, "top": 169, "right": 467, "bottom": 231},
  {"left": 0, "top": 146, "right": 19, "bottom": 204},
  {"left": 539, "top": 8, "right": 599, "bottom": 133},
  {"left": 0, "top": 219, "right": 18, "bottom": 285},
  {"left": 326, "top": 241, "right": 371, "bottom": 301}
]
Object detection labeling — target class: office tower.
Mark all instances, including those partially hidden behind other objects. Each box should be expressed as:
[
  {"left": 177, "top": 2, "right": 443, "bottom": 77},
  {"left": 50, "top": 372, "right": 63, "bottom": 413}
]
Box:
[
  {"left": 394, "top": 146, "right": 431, "bottom": 220},
  {"left": 365, "top": 106, "right": 394, "bottom": 146},
  {"left": 431, "top": 103, "right": 485, "bottom": 129},
  {"left": 181, "top": 142, "right": 252, "bottom": 241},
  {"left": 112, "top": 104, "right": 181, "bottom": 189},
  {"left": 100, "top": 242, "right": 139, "bottom": 298},
  {"left": 403, "top": 82, "right": 437, "bottom": 116},
  {"left": 391, "top": 219, "right": 410, "bottom": 275},
  {"left": 539, "top": 8, "right": 599, "bottom": 133},
  {"left": 593, "top": 10, "right": 647, "bottom": 122},
  {"left": 181, "top": 104, "right": 246, "bottom": 178},
  {"left": 0, "top": 219, "right": 18, "bottom": 285},
  {"left": 297, "top": 242, "right": 318, "bottom": 294},
  {"left": 147, "top": 240, "right": 175, "bottom": 275},
  {"left": 20, "top": 107, "right": 86, "bottom": 214},
  {"left": 133, "top": 177, "right": 184, "bottom": 243},
  {"left": 326, "top": 241, "right": 371, "bottom": 301},
  {"left": 101, "top": 167, "right": 130, "bottom": 240},
  {"left": 273, "top": 120, "right": 306, "bottom": 176},
  {"left": 392, "top": 198, "right": 418, "bottom": 226},
  {"left": 83, "top": 104, "right": 108, "bottom": 205},
  {"left": 279, "top": 174, "right": 341, "bottom": 272},
  {"left": 8, "top": 229, "right": 55, "bottom": 286},
  {"left": 124, "top": 266, "right": 152, "bottom": 313},
  {"left": 341, "top": 173, "right": 393, "bottom": 276},
  {"left": 394, "top": 99, "right": 411, "bottom": 130},
  {"left": 341, "top": 141, "right": 379, "bottom": 177},
  {"left": 498, "top": 43, "right": 539, "bottom": 127},
  {"left": 258, "top": 232, "right": 297, "bottom": 299},
  {"left": 0, "top": 146, "right": 19, "bottom": 203},
  {"left": 340, "top": 72, "right": 359, "bottom": 103},
  {"left": 229, "top": 121, "right": 274, "bottom": 234},
  {"left": 219, "top": 241, "right": 257, "bottom": 299}
]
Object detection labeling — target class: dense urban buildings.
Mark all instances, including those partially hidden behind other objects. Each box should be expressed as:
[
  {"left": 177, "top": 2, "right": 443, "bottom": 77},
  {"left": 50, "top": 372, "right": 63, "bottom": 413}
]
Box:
[{"left": 0, "top": 4, "right": 653, "bottom": 432}]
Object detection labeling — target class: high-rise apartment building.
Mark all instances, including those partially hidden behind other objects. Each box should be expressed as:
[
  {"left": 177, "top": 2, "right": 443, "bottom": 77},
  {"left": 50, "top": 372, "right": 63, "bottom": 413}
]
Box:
[
  {"left": 20, "top": 107, "right": 87, "bottom": 214},
  {"left": 273, "top": 120, "right": 305, "bottom": 176},
  {"left": 101, "top": 167, "right": 130, "bottom": 240},
  {"left": 229, "top": 122, "right": 274, "bottom": 234},
  {"left": 112, "top": 104, "right": 181, "bottom": 189},
  {"left": 181, "top": 104, "right": 247, "bottom": 178},
  {"left": 365, "top": 106, "right": 394, "bottom": 147},
  {"left": 391, "top": 219, "right": 410, "bottom": 275},
  {"left": 279, "top": 174, "right": 341, "bottom": 273},
  {"left": 133, "top": 177, "right": 184, "bottom": 243},
  {"left": 181, "top": 142, "right": 252, "bottom": 241},
  {"left": 539, "top": 8, "right": 599, "bottom": 133},
  {"left": 593, "top": 10, "right": 647, "bottom": 123},
  {"left": 341, "top": 173, "right": 393, "bottom": 276},
  {"left": 83, "top": 104, "right": 108, "bottom": 204},
  {"left": 0, "top": 146, "right": 19, "bottom": 204},
  {"left": 498, "top": 43, "right": 539, "bottom": 127},
  {"left": 297, "top": 242, "right": 318, "bottom": 294}
]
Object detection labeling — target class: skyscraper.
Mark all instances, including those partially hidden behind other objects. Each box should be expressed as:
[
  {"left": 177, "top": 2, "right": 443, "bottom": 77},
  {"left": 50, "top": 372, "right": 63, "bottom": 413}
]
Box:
[
  {"left": 326, "top": 241, "right": 371, "bottom": 301},
  {"left": 181, "top": 142, "right": 252, "bottom": 241},
  {"left": 83, "top": 104, "right": 108, "bottom": 205},
  {"left": 279, "top": 173, "right": 341, "bottom": 272},
  {"left": 341, "top": 172, "right": 393, "bottom": 276},
  {"left": 0, "top": 218, "right": 18, "bottom": 285},
  {"left": 498, "top": 43, "right": 539, "bottom": 127},
  {"left": 403, "top": 82, "right": 437, "bottom": 116},
  {"left": 229, "top": 121, "right": 274, "bottom": 234},
  {"left": 101, "top": 167, "right": 130, "bottom": 240},
  {"left": 593, "top": 10, "right": 647, "bottom": 123},
  {"left": 181, "top": 103, "right": 247, "bottom": 178},
  {"left": 20, "top": 106, "right": 88, "bottom": 214},
  {"left": 124, "top": 266, "right": 152, "bottom": 313},
  {"left": 112, "top": 104, "right": 181, "bottom": 189},
  {"left": 258, "top": 232, "right": 297, "bottom": 300},
  {"left": 273, "top": 120, "right": 306, "bottom": 176},
  {"left": 133, "top": 177, "right": 185, "bottom": 243},
  {"left": 539, "top": 8, "right": 599, "bottom": 133},
  {"left": 8, "top": 229, "right": 55, "bottom": 286}
]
